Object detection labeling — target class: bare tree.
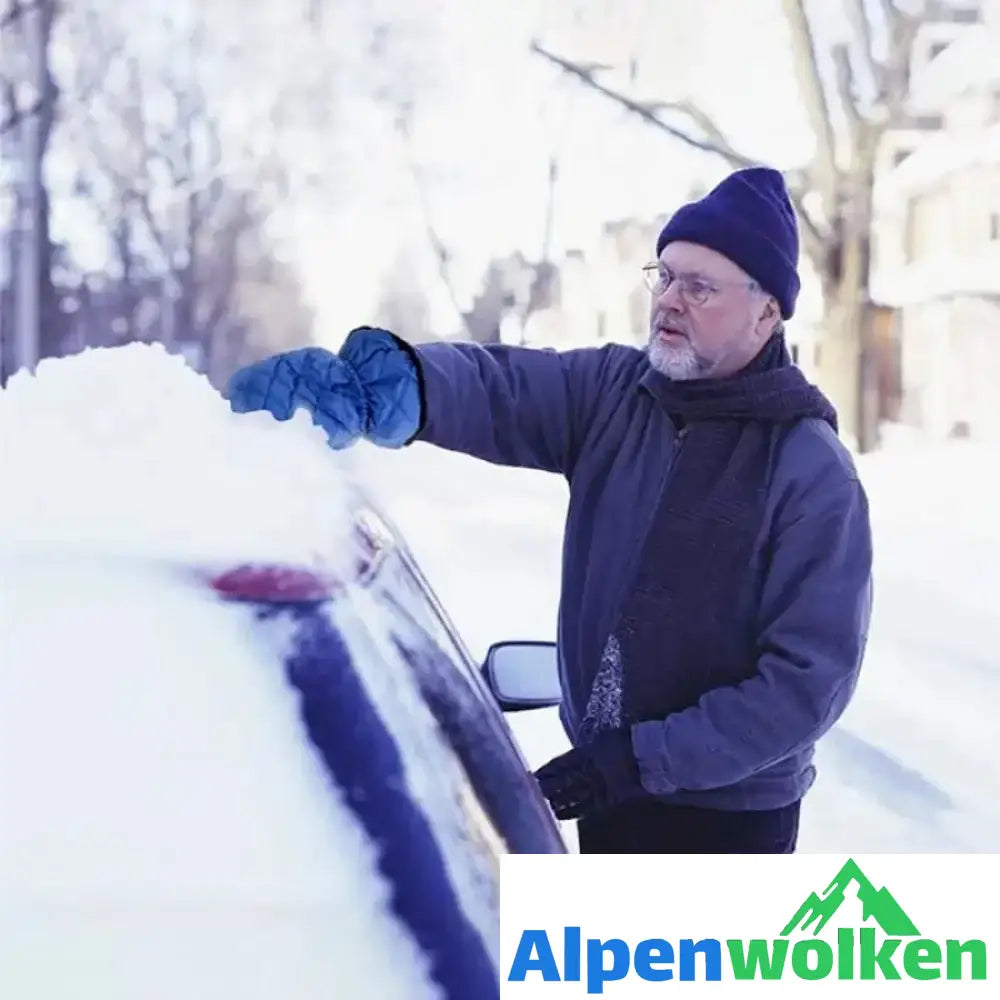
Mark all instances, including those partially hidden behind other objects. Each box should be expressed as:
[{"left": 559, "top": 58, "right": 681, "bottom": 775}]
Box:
[
  {"left": 55, "top": 3, "right": 315, "bottom": 382},
  {"left": 362, "top": 5, "right": 575, "bottom": 344},
  {"left": 531, "top": 1, "right": 982, "bottom": 451},
  {"left": 1, "top": 0, "right": 63, "bottom": 377},
  {"left": 390, "top": 104, "right": 472, "bottom": 339}
]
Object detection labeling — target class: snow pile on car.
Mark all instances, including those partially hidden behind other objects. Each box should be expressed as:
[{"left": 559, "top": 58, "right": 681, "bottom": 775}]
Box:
[{"left": 0, "top": 342, "right": 356, "bottom": 569}]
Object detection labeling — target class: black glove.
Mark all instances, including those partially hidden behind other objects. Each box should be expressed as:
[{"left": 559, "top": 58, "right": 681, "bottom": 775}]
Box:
[{"left": 534, "top": 727, "right": 644, "bottom": 821}]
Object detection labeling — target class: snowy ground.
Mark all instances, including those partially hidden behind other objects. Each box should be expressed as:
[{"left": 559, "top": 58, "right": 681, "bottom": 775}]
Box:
[{"left": 351, "top": 432, "right": 1000, "bottom": 854}]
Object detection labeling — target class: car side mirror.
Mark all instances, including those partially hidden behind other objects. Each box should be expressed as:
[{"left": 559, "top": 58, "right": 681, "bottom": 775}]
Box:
[{"left": 482, "top": 641, "right": 561, "bottom": 712}]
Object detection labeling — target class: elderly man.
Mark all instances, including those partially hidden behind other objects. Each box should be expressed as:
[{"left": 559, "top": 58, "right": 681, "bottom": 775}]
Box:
[{"left": 227, "top": 166, "right": 873, "bottom": 855}]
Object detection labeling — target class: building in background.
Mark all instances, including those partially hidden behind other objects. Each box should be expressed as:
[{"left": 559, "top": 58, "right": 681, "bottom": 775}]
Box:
[{"left": 872, "top": 1, "right": 1000, "bottom": 442}]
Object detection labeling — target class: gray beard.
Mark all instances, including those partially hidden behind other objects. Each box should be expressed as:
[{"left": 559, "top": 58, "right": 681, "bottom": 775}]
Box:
[{"left": 646, "top": 334, "right": 709, "bottom": 381}]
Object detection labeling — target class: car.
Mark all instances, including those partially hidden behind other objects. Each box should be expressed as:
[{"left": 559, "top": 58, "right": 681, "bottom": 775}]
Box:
[{"left": 1, "top": 481, "right": 566, "bottom": 1000}]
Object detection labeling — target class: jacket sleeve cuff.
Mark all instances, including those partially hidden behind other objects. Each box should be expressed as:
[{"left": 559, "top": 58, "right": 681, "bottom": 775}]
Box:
[
  {"left": 338, "top": 326, "right": 425, "bottom": 448},
  {"left": 631, "top": 721, "right": 680, "bottom": 795},
  {"left": 384, "top": 333, "right": 428, "bottom": 446}
]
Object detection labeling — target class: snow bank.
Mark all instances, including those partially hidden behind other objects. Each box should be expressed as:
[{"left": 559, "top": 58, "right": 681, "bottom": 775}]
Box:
[{"left": 0, "top": 343, "right": 358, "bottom": 569}]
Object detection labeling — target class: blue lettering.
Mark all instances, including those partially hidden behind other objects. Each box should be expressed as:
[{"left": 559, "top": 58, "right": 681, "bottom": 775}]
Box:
[
  {"left": 509, "top": 929, "right": 725, "bottom": 988},
  {"left": 507, "top": 930, "right": 560, "bottom": 982},
  {"left": 564, "top": 926, "right": 581, "bottom": 981},
  {"left": 635, "top": 939, "right": 674, "bottom": 981},
  {"left": 679, "top": 938, "right": 723, "bottom": 981},
  {"left": 586, "top": 937, "right": 630, "bottom": 994}
]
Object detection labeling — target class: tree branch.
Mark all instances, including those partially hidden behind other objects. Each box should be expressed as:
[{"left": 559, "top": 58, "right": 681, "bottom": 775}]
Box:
[
  {"left": 876, "top": 0, "right": 897, "bottom": 26},
  {"left": 880, "top": 4, "right": 925, "bottom": 119},
  {"left": 670, "top": 101, "right": 740, "bottom": 154},
  {"left": 845, "top": 0, "right": 882, "bottom": 106},
  {"left": 0, "top": 0, "right": 29, "bottom": 32},
  {"left": 63, "top": 12, "right": 125, "bottom": 109},
  {"left": 394, "top": 113, "right": 472, "bottom": 336},
  {"left": 200, "top": 226, "right": 241, "bottom": 340},
  {"left": 833, "top": 43, "right": 864, "bottom": 134},
  {"left": 530, "top": 40, "right": 758, "bottom": 167},
  {"left": 779, "top": 0, "right": 839, "bottom": 221},
  {"left": 529, "top": 38, "right": 829, "bottom": 272}
]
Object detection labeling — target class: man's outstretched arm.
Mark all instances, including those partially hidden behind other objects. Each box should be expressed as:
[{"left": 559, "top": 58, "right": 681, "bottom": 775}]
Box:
[
  {"left": 406, "top": 335, "right": 610, "bottom": 476},
  {"left": 229, "top": 325, "right": 614, "bottom": 477}
]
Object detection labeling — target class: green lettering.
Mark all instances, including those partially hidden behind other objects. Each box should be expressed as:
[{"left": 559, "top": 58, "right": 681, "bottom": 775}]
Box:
[
  {"left": 791, "top": 940, "right": 834, "bottom": 980},
  {"left": 837, "top": 927, "right": 854, "bottom": 979},
  {"left": 726, "top": 939, "right": 788, "bottom": 980},
  {"left": 946, "top": 939, "right": 987, "bottom": 980},
  {"left": 902, "top": 940, "right": 940, "bottom": 980},
  {"left": 859, "top": 928, "right": 901, "bottom": 980}
]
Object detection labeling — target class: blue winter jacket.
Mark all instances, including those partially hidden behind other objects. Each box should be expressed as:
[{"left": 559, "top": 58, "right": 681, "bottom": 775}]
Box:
[{"left": 228, "top": 327, "right": 874, "bottom": 811}]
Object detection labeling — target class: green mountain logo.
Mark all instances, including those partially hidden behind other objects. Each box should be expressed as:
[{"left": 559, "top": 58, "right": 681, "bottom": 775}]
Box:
[{"left": 781, "top": 858, "right": 921, "bottom": 937}]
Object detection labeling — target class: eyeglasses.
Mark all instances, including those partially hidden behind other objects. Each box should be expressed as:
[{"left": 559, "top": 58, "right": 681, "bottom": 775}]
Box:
[{"left": 641, "top": 263, "right": 757, "bottom": 307}]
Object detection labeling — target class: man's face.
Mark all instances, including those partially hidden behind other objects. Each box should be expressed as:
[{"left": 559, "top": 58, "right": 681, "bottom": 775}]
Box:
[{"left": 646, "top": 241, "right": 777, "bottom": 380}]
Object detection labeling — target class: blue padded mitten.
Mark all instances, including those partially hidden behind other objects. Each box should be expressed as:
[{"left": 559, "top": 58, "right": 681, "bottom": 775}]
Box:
[{"left": 227, "top": 328, "right": 421, "bottom": 450}]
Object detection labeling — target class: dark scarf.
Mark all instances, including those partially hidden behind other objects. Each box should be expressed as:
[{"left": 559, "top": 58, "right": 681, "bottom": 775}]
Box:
[{"left": 614, "top": 333, "right": 838, "bottom": 725}]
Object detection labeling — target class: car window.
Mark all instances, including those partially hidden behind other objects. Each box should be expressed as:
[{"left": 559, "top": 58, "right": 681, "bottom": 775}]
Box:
[
  {"left": 354, "top": 505, "right": 564, "bottom": 854},
  {"left": 384, "top": 598, "right": 565, "bottom": 854}
]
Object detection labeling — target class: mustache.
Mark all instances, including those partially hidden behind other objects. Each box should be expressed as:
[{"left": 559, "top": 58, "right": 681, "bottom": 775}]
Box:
[{"left": 652, "top": 313, "right": 689, "bottom": 337}]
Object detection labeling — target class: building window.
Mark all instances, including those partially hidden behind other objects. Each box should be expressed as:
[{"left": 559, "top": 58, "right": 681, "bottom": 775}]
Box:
[
  {"left": 990, "top": 213, "right": 1000, "bottom": 242},
  {"left": 906, "top": 185, "right": 953, "bottom": 261}
]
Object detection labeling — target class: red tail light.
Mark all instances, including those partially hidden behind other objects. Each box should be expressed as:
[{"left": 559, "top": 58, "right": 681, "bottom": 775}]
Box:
[{"left": 210, "top": 564, "right": 341, "bottom": 603}]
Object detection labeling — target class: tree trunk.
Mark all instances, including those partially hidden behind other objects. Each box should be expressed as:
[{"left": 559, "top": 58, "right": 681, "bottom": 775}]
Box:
[
  {"left": 820, "top": 284, "right": 865, "bottom": 451},
  {"left": 820, "top": 261, "right": 881, "bottom": 452},
  {"left": 854, "top": 149, "right": 881, "bottom": 455},
  {"left": 817, "top": 143, "right": 881, "bottom": 454}
]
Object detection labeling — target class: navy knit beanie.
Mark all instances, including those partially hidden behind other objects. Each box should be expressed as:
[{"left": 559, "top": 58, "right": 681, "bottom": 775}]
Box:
[{"left": 655, "top": 167, "right": 800, "bottom": 319}]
